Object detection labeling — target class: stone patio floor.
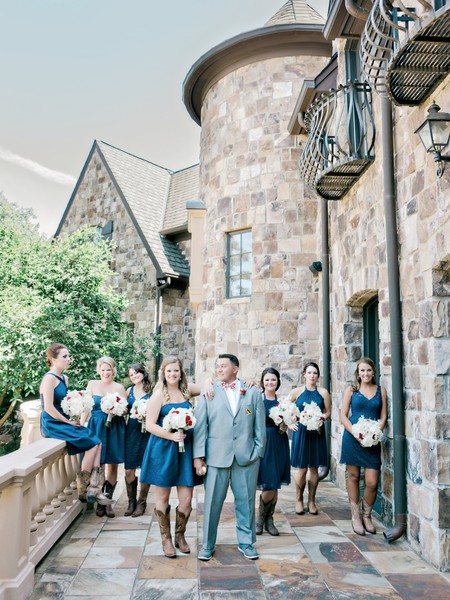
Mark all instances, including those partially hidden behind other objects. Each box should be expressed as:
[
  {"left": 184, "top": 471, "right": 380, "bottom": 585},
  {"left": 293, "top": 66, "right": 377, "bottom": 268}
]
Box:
[{"left": 30, "top": 469, "right": 450, "bottom": 599}]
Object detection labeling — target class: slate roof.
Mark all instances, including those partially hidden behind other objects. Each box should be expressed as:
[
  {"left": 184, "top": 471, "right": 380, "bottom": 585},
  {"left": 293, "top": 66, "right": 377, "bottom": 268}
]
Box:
[
  {"left": 265, "top": 0, "right": 325, "bottom": 26},
  {"left": 163, "top": 164, "right": 200, "bottom": 233}
]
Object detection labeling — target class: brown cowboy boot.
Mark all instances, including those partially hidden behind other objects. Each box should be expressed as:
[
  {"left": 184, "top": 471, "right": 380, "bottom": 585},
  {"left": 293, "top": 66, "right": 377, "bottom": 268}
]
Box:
[
  {"left": 264, "top": 497, "right": 279, "bottom": 536},
  {"left": 124, "top": 478, "right": 138, "bottom": 516},
  {"left": 295, "top": 480, "right": 306, "bottom": 515},
  {"left": 174, "top": 507, "right": 192, "bottom": 553},
  {"left": 349, "top": 498, "right": 365, "bottom": 536},
  {"left": 308, "top": 480, "right": 319, "bottom": 515},
  {"left": 154, "top": 505, "right": 176, "bottom": 558},
  {"left": 132, "top": 484, "right": 150, "bottom": 517},
  {"left": 256, "top": 495, "right": 268, "bottom": 535},
  {"left": 361, "top": 498, "right": 376, "bottom": 534}
]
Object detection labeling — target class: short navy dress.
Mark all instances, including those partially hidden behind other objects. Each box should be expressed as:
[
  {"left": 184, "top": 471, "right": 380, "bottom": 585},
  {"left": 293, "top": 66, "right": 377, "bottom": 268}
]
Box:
[
  {"left": 87, "top": 394, "right": 125, "bottom": 465},
  {"left": 124, "top": 386, "right": 151, "bottom": 470},
  {"left": 257, "top": 395, "right": 290, "bottom": 490},
  {"left": 291, "top": 388, "right": 327, "bottom": 469},
  {"left": 140, "top": 401, "right": 198, "bottom": 487},
  {"left": 340, "top": 386, "right": 382, "bottom": 470},
  {"left": 40, "top": 373, "right": 100, "bottom": 455}
]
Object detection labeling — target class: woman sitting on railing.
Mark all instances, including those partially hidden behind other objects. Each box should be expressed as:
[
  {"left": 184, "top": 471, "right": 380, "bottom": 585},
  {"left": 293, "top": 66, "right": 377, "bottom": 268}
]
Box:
[{"left": 40, "top": 343, "right": 111, "bottom": 506}]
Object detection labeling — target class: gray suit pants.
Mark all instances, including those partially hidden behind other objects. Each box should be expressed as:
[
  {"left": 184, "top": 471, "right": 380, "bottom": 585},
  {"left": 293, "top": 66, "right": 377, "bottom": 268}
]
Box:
[{"left": 201, "top": 458, "right": 259, "bottom": 550}]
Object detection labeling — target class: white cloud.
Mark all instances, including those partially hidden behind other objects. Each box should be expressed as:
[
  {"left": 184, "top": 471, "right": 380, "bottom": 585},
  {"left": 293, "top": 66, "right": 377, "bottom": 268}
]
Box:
[{"left": 0, "top": 146, "right": 76, "bottom": 186}]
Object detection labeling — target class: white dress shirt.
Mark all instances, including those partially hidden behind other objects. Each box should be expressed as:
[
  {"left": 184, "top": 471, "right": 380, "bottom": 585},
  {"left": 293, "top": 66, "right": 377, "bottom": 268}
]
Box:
[{"left": 225, "top": 379, "right": 240, "bottom": 416}]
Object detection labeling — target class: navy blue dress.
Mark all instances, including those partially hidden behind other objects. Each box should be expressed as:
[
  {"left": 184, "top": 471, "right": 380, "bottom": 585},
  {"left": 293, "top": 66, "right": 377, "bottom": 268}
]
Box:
[
  {"left": 87, "top": 394, "right": 125, "bottom": 465},
  {"left": 340, "top": 386, "right": 382, "bottom": 470},
  {"left": 140, "top": 401, "right": 198, "bottom": 487},
  {"left": 40, "top": 373, "right": 100, "bottom": 456},
  {"left": 291, "top": 388, "right": 327, "bottom": 469},
  {"left": 257, "top": 395, "right": 290, "bottom": 490},
  {"left": 124, "top": 387, "right": 151, "bottom": 470}
]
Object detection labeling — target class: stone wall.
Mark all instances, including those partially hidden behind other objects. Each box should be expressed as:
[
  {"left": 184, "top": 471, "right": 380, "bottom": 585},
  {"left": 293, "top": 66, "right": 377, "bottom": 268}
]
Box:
[
  {"left": 59, "top": 149, "right": 195, "bottom": 379},
  {"left": 195, "top": 53, "right": 329, "bottom": 390},
  {"left": 326, "top": 51, "right": 450, "bottom": 568}
]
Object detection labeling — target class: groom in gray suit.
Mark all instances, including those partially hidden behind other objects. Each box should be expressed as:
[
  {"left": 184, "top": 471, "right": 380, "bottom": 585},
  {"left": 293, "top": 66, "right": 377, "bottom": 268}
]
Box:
[{"left": 193, "top": 353, "right": 266, "bottom": 560}]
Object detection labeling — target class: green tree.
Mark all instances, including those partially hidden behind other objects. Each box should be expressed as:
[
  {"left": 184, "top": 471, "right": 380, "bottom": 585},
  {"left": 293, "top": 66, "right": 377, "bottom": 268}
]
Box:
[{"left": 0, "top": 195, "right": 154, "bottom": 452}]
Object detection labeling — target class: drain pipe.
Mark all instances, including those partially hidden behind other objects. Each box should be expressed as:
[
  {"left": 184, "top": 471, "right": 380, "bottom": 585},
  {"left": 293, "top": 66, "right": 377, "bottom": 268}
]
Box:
[
  {"left": 154, "top": 276, "right": 171, "bottom": 381},
  {"left": 319, "top": 197, "right": 331, "bottom": 481},
  {"left": 381, "top": 95, "right": 407, "bottom": 542}
]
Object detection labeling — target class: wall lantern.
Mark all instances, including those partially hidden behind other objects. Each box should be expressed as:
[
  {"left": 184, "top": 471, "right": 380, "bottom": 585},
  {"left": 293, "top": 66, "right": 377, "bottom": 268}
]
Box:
[{"left": 414, "top": 102, "right": 450, "bottom": 178}]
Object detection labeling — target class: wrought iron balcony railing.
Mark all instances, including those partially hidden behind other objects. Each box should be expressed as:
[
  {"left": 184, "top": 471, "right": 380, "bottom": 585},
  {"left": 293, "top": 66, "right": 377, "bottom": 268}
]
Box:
[
  {"left": 360, "top": 0, "right": 450, "bottom": 104},
  {"left": 298, "top": 81, "right": 375, "bottom": 200}
]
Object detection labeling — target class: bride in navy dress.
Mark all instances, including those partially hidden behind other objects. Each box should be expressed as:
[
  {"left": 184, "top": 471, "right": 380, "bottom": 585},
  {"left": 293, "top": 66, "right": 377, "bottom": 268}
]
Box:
[
  {"left": 85, "top": 356, "right": 127, "bottom": 518},
  {"left": 140, "top": 355, "right": 210, "bottom": 558},
  {"left": 340, "top": 357, "right": 387, "bottom": 535},
  {"left": 40, "top": 343, "right": 111, "bottom": 506},
  {"left": 123, "top": 363, "right": 152, "bottom": 517},
  {"left": 289, "top": 362, "right": 331, "bottom": 516},
  {"left": 256, "top": 367, "right": 290, "bottom": 536}
]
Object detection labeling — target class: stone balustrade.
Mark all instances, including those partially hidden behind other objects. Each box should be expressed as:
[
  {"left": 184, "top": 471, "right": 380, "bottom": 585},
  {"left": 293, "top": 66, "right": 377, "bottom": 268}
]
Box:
[{"left": 0, "top": 406, "right": 82, "bottom": 600}]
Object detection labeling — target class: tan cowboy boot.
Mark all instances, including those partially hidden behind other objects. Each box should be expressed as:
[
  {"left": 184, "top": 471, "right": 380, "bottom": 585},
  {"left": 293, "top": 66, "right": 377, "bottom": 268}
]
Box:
[
  {"left": 124, "top": 477, "right": 138, "bottom": 516},
  {"left": 361, "top": 498, "right": 376, "bottom": 534},
  {"left": 174, "top": 507, "right": 192, "bottom": 553},
  {"left": 308, "top": 480, "right": 319, "bottom": 515},
  {"left": 154, "top": 505, "right": 176, "bottom": 558},
  {"left": 76, "top": 470, "right": 91, "bottom": 503},
  {"left": 349, "top": 498, "right": 365, "bottom": 536},
  {"left": 264, "top": 497, "right": 279, "bottom": 536}
]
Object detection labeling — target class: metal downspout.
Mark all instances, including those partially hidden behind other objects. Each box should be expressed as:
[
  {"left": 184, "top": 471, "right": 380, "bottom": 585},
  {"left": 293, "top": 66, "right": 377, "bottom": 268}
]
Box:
[
  {"left": 345, "top": 0, "right": 369, "bottom": 21},
  {"left": 319, "top": 197, "right": 331, "bottom": 480},
  {"left": 154, "top": 277, "right": 171, "bottom": 381},
  {"left": 381, "top": 96, "right": 407, "bottom": 541}
]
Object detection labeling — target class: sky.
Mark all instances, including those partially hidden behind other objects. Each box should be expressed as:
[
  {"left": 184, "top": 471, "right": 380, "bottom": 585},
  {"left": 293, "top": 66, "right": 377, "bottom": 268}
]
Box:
[{"left": 0, "top": 0, "right": 329, "bottom": 236}]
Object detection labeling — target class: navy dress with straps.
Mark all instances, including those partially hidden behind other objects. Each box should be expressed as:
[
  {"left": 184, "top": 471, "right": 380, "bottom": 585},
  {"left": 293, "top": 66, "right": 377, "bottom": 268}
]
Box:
[{"left": 40, "top": 373, "right": 100, "bottom": 455}]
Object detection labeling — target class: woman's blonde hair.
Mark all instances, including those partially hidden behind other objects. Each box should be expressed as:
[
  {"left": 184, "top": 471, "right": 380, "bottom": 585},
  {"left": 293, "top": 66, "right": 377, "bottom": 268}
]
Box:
[
  {"left": 96, "top": 356, "right": 117, "bottom": 378},
  {"left": 158, "top": 355, "right": 190, "bottom": 404},
  {"left": 352, "top": 356, "right": 376, "bottom": 390}
]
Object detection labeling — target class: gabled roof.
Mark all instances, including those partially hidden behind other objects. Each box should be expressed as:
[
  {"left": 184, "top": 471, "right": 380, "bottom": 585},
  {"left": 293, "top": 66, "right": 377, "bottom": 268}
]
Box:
[
  {"left": 57, "top": 140, "right": 196, "bottom": 280},
  {"left": 265, "top": 0, "right": 325, "bottom": 26}
]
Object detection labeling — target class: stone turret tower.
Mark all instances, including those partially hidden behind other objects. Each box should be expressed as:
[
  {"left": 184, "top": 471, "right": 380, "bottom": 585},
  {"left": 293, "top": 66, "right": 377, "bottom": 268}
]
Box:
[{"left": 183, "top": 1, "right": 331, "bottom": 384}]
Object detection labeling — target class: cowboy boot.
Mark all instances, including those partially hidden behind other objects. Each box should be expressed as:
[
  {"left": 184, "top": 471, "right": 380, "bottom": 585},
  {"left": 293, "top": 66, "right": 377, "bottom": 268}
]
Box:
[
  {"left": 349, "top": 498, "right": 365, "bottom": 536},
  {"left": 76, "top": 470, "right": 91, "bottom": 503},
  {"left": 104, "top": 481, "right": 117, "bottom": 518},
  {"left": 295, "top": 480, "right": 306, "bottom": 515},
  {"left": 308, "top": 480, "right": 319, "bottom": 515},
  {"left": 124, "top": 478, "right": 138, "bottom": 516},
  {"left": 256, "top": 495, "right": 268, "bottom": 535},
  {"left": 174, "top": 507, "right": 192, "bottom": 553},
  {"left": 86, "top": 467, "right": 113, "bottom": 506},
  {"left": 132, "top": 483, "right": 150, "bottom": 517},
  {"left": 154, "top": 505, "right": 176, "bottom": 558},
  {"left": 361, "top": 498, "right": 376, "bottom": 534},
  {"left": 264, "top": 497, "right": 279, "bottom": 536}
]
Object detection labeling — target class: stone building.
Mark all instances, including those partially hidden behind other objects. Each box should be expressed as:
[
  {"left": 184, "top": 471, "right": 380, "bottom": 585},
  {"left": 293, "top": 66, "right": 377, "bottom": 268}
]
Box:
[
  {"left": 56, "top": 140, "right": 198, "bottom": 377},
  {"left": 58, "top": 0, "right": 450, "bottom": 570}
]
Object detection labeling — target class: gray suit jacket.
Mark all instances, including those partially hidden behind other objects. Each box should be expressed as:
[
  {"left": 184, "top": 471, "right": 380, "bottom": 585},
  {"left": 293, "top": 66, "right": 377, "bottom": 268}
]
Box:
[{"left": 193, "top": 381, "right": 266, "bottom": 468}]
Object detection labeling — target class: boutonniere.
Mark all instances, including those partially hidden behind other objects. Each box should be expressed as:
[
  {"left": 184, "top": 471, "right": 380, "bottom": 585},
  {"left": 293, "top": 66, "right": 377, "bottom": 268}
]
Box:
[{"left": 240, "top": 389, "right": 247, "bottom": 396}]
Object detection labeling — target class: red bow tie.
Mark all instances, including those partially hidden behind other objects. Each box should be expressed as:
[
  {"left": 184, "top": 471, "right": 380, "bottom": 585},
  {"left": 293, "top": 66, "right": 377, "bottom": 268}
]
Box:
[{"left": 221, "top": 381, "right": 236, "bottom": 390}]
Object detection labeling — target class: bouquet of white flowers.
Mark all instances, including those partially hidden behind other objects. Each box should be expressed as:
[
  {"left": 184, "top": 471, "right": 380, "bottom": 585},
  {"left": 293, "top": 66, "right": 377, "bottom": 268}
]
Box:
[
  {"left": 352, "top": 416, "right": 383, "bottom": 447},
  {"left": 162, "top": 407, "right": 196, "bottom": 452},
  {"left": 61, "top": 390, "right": 94, "bottom": 421},
  {"left": 299, "top": 401, "right": 326, "bottom": 432},
  {"left": 100, "top": 393, "right": 128, "bottom": 428},
  {"left": 129, "top": 397, "right": 148, "bottom": 433},
  {"left": 269, "top": 400, "right": 301, "bottom": 430}
]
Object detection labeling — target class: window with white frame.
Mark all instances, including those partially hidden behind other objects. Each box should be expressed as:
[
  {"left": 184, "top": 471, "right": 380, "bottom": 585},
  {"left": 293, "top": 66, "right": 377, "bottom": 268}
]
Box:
[{"left": 226, "top": 230, "right": 252, "bottom": 298}]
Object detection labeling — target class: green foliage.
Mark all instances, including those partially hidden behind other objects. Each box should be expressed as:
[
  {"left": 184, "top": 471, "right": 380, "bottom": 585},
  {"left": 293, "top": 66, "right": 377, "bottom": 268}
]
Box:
[{"left": 0, "top": 195, "right": 157, "bottom": 440}]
